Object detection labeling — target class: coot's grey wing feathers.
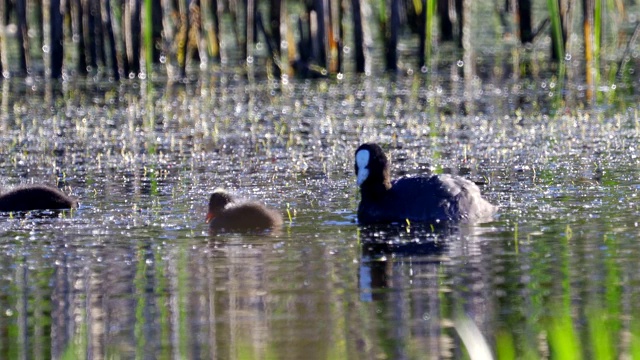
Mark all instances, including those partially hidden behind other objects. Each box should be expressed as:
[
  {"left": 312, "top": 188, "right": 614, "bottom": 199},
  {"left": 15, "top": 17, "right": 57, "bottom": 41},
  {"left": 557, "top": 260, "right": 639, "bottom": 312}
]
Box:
[{"left": 442, "top": 175, "right": 497, "bottom": 221}]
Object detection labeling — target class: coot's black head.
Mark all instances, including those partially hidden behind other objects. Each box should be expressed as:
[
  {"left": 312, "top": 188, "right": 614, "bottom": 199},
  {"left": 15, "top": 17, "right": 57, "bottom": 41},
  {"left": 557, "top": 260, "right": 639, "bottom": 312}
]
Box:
[
  {"left": 207, "top": 189, "right": 234, "bottom": 222},
  {"left": 355, "top": 143, "right": 391, "bottom": 190}
]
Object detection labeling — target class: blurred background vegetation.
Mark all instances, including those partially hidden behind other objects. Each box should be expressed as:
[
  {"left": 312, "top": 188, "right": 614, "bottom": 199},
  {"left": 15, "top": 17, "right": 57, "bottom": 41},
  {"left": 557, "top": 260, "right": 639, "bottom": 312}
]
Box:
[{"left": 0, "top": 0, "right": 637, "bottom": 86}]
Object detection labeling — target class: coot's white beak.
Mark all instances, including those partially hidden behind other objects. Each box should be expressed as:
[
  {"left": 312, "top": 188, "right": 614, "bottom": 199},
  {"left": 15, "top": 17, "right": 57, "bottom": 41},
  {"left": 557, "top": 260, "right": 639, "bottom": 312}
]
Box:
[{"left": 356, "top": 149, "right": 370, "bottom": 186}]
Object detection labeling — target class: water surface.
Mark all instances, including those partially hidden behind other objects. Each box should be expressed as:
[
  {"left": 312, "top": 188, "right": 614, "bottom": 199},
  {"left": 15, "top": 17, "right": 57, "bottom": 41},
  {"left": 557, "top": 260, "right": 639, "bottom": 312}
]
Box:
[{"left": 0, "top": 73, "right": 639, "bottom": 359}]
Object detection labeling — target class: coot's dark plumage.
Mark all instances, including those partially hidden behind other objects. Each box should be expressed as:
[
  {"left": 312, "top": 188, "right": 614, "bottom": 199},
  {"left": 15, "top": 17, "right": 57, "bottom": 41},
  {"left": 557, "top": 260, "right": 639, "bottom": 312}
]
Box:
[
  {"left": 355, "top": 143, "right": 496, "bottom": 225},
  {"left": 0, "top": 184, "right": 78, "bottom": 212},
  {"left": 206, "top": 189, "right": 283, "bottom": 232}
]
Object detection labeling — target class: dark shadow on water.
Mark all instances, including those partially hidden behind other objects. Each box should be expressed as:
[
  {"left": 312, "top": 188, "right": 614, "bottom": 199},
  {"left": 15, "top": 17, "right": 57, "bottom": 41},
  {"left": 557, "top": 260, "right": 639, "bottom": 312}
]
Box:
[
  {"left": 358, "top": 223, "right": 454, "bottom": 303},
  {"left": 356, "top": 222, "right": 458, "bottom": 357},
  {"left": 205, "top": 226, "right": 285, "bottom": 254},
  {"left": 0, "top": 209, "right": 75, "bottom": 220},
  {"left": 358, "top": 222, "right": 458, "bottom": 256},
  {"left": 207, "top": 227, "right": 283, "bottom": 237}
]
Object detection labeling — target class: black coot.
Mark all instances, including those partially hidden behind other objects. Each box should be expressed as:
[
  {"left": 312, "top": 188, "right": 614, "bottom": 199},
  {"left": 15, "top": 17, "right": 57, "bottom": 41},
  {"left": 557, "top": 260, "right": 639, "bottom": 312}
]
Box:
[
  {"left": 0, "top": 184, "right": 78, "bottom": 212},
  {"left": 207, "top": 189, "right": 283, "bottom": 232},
  {"left": 355, "top": 143, "right": 497, "bottom": 225}
]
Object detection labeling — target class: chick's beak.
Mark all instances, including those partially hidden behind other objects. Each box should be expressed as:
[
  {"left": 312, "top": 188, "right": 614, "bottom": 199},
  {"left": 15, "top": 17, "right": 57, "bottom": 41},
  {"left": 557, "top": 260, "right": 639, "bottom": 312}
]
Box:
[{"left": 206, "top": 212, "right": 214, "bottom": 223}]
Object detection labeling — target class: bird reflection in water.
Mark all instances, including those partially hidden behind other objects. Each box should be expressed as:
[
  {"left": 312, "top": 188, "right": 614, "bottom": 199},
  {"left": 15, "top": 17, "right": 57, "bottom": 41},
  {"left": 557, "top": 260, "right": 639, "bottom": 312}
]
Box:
[{"left": 357, "top": 222, "right": 451, "bottom": 302}]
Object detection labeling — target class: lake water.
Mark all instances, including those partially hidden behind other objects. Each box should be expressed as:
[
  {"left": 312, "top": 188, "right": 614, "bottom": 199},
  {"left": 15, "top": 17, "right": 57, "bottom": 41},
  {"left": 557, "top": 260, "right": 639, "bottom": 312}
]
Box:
[{"left": 0, "top": 69, "right": 639, "bottom": 359}]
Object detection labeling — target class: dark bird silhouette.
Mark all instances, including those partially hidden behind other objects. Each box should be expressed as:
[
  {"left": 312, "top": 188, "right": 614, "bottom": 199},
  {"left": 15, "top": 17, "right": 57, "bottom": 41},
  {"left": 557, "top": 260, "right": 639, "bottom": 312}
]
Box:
[
  {"left": 0, "top": 184, "right": 77, "bottom": 212},
  {"left": 355, "top": 143, "right": 496, "bottom": 225}
]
